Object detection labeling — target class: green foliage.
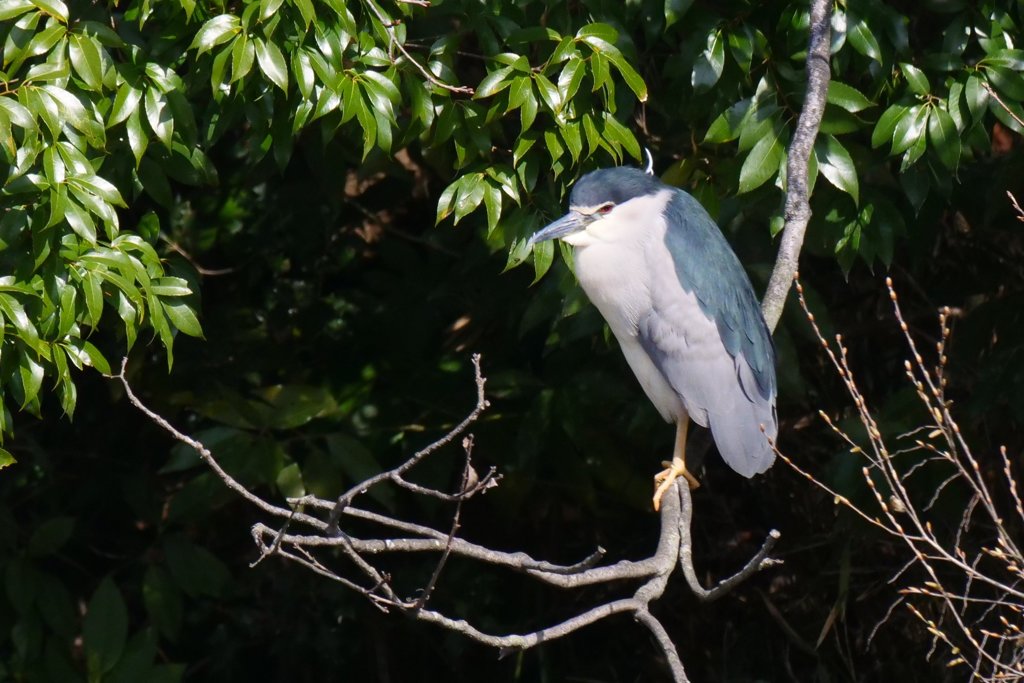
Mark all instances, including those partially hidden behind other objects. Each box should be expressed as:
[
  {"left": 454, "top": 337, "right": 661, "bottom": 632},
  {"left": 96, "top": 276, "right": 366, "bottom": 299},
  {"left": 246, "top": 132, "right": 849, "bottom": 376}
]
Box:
[
  {"left": 680, "top": 0, "right": 1023, "bottom": 275},
  {"left": 0, "top": 0, "right": 656, "bottom": 443},
  {"left": 1, "top": 0, "right": 1019, "bottom": 440}
]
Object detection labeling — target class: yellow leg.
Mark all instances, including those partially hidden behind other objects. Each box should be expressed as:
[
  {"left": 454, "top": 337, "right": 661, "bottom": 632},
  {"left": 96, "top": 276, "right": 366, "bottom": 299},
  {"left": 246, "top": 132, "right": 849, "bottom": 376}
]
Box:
[{"left": 652, "top": 415, "right": 700, "bottom": 511}]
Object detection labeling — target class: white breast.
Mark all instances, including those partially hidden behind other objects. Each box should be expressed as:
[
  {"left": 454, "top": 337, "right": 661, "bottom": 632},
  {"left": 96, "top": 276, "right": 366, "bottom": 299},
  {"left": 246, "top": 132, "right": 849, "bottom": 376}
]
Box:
[{"left": 567, "top": 191, "right": 686, "bottom": 423}]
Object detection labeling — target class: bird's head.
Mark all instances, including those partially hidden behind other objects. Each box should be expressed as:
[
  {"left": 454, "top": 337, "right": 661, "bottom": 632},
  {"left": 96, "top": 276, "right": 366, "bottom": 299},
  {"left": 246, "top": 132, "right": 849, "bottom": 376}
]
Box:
[{"left": 528, "top": 167, "right": 667, "bottom": 247}]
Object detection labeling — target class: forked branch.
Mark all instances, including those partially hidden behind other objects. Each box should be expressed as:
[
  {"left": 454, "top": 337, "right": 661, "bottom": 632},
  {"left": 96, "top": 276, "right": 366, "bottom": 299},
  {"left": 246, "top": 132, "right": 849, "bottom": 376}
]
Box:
[{"left": 117, "top": 354, "right": 780, "bottom": 683}]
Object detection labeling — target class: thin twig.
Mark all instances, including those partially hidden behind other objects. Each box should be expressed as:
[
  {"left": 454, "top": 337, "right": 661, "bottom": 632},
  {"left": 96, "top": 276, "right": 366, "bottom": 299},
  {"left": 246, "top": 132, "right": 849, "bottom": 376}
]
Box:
[
  {"left": 362, "top": 0, "right": 474, "bottom": 95},
  {"left": 326, "top": 353, "right": 489, "bottom": 532}
]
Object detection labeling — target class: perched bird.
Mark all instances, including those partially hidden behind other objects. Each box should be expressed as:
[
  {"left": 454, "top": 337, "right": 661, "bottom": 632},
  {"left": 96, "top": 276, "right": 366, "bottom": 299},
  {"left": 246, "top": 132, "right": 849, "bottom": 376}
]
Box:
[{"left": 528, "top": 167, "right": 777, "bottom": 509}]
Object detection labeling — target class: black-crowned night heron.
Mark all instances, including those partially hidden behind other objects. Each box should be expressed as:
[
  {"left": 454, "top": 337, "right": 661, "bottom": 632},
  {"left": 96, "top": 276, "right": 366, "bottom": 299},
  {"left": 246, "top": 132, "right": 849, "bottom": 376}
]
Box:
[{"left": 529, "top": 167, "right": 777, "bottom": 510}]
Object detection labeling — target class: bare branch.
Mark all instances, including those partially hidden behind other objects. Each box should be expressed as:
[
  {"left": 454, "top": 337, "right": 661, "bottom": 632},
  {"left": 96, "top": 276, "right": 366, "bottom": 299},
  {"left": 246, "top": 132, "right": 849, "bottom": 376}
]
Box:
[
  {"left": 786, "top": 276, "right": 1024, "bottom": 680},
  {"left": 762, "top": 0, "right": 833, "bottom": 332},
  {"left": 118, "top": 353, "right": 784, "bottom": 683},
  {"left": 326, "top": 353, "right": 489, "bottom": 533},
  {"left": 677, "top": 482, "right": 782, "bottom": 602}
]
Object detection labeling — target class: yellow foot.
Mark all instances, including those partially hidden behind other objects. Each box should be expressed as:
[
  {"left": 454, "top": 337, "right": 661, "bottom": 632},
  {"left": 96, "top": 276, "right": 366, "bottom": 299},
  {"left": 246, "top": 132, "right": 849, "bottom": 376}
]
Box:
[{"left": 652, "top": 459, "right": 700, "bottom": 511}]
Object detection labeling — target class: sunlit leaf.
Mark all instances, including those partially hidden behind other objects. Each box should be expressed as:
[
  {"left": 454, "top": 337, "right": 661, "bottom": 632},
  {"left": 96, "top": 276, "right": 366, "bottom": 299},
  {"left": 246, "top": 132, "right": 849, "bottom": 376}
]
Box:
[
  {"left": 738, "top": 127, "right": 783, "bottom": 194},
  {"left": 900, "top": 62, "right": 930, "bottom": 95},
  {"left": 255, "top": 37, "right": 288, "bottom": 92},
  {"left": 692, "top": 29, "right": 725, "bottom": 92},
  {"left": 29, "top": 0, "right": 67, "bottom": 23},
  {"left": 190, "top": 14, "right": 239, "bottom": 56},
  {"left": 815, "top": 135, "right": 859, "bottom": 204},
  {"left": 827, "top": 81, "right": 873, "bottom": 113}
]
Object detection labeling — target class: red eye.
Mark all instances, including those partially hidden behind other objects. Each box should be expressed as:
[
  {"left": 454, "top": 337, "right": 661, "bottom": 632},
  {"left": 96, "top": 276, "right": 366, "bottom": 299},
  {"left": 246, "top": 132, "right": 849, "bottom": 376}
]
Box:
[{"left": 597, "top": 204, "right": 614, "bottom": 214}]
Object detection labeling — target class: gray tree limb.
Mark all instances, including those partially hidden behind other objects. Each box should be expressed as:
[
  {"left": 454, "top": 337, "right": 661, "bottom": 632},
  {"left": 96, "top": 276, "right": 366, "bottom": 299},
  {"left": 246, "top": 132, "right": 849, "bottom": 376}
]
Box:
[
  {"left": 761, "top": 0, "right": 833, "bottom": 332},
  {"left": 118, "top": 354, "right": 781, "bottom": 683}
]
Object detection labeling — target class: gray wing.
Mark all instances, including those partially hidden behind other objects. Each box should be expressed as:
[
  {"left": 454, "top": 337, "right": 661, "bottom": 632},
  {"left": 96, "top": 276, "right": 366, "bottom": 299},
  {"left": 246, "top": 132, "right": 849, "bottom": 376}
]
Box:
[{"left": 638, "top": 287, "right": 777, "bottom": 478}]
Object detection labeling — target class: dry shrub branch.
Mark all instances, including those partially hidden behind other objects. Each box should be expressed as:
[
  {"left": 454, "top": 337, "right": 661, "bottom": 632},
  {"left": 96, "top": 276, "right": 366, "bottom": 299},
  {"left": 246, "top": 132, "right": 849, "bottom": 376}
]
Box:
[{"left": 782, "top": 272, "right": 1024, "bottom": 681}]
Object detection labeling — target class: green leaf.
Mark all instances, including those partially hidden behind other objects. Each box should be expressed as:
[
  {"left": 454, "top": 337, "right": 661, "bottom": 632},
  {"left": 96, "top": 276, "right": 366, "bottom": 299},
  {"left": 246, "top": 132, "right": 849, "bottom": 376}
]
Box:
[
  {"left": 737, "top": 102, "right": 779, "bottom": 153},
  {"left": 17, "top": 350, "right": 44, "bottom": 408},
  {"left": 534, "top": 73, "right": 560, "bottom": 112},
  {"left": 290, "top": 0, "right": 314, "bottom": 27},
  {"left": 21, "top": 22, "right": 65, "bottom": 65},
  {"left": 984, "top": 49, "right": 1024, "bottom": 71},
  {"left": 0, "top": 448, "right": 14, "bottom": 469},
  {"left": 57, "top": 282, "right": 75, "bottom": 338},
  {"left": 815, "top": 135, "right": 859, "bottom": 204},
  {"left": 453, "top": 174, "right": 485, "bottom": 225},
  {"left": 601, "top": 48, "right": 647, "bottom": 102},
  {"left": 108, "top": 83, "right": 142, "bottom": 127},
  {"left": 259, "top": 0, "right": 284, "bottom": 21},
  {"left": 83, "top": 578, "right": 128, "bottom": 677},
  {"left": 947, "top": 79, "right": 965, "bottom": 131},
  {"left": 900, "top": 133, "right": 926, "bottom": 171},
  {"left": 519, "top": 88, "right": 538, "bottom": 130},
  {"left": 575, "top": 23, "right": 618, "bottom": 44},
  {"left": 229, "top": 34, "right": 255, "bottom": 83},
  {"left": 64, "top": 198, "right": 97, "bottom": 244},
  {"left": 0, "top": 294, "right": 43, "bottom": 355},
  {"left": 82, "top": 271, "right": 103, "bottom": 325},
  {"left": 149, "top": 277, "right": 192, "bottom": 297},
  {"left": 40, "top": 85, "right": 104, "bottom": 145},
  {"left": 827, "top": 81, "right": 873, "bottom": 113},
  {"left": 126, "top": 107, "right": 148, "bottom": 167},
  {"left": 68, "top": 34, "right": 105, "bottom": 91},
  {"left": 847, "top": 20, "right": 882, "bottom": 62},
  {"left": 927, "top": 106, "right": 960, "bottom": 169},
  {"left": 900, "top": 62, "right": 930, "bottom": 95},
  {"left": 556, "top": 57, "right": 585, "bottom": 104},
  {"left": 77, "top": 20, "right": 123, "bottom": 47},
  {"left": 0, "top": 95, "right": 35, "bottom": 129},
  {"left": 872, "top": 104, "right": 907, "bottom": 148},
  {"left": 891, "top": 105, "right": 926, "bottom": 154},
  {"left": 0, "top": 0, "right": 34, "bottom": 21},
  {"left": 292, "top": 50, "right": 314, "bottom": 99},
  {"left": 143, "top": 88, "right": 173, "bottom": 147},
  {"left": 692, "top": 29, "right": 725, "bottom": 92},
  {"left": 482, "top": 181, "right": 502, "bottom": 235},
  {"left": 507, "top": 75, "right": 531, "bottom": 111},
  {"left": 255, "top": 37, "right": 288, "bottom": 92},
  {"left": 190, "top": 14, "right": 240, "bottom": 56},
  {"left": 704, "top": 98, "right": 750, "bottom": 143},
  {"left": 116, "top": 291, "right": 137, "bottom": 349},
  {"left": 163, "top": 301, "right": 203, "bottom": 338},
  {"left": 560, "top": 122, "right": 582, "bottom": 162},
  {"left": 69, "top": 174, "right": 126, "bottom": 207},
  {"left": 29, "top": 0, "right": 67, "bottom": 23},
  {"left": 727, "top": 28, "right": 754, "bottom": 72},
  {"left": 79, "top": 340, "right": 110, "bottom": 373},
  {"left": 738, "top": 127, "right": 783, "bottom": 194},
  {"left": 664, "top": 0, "right": 693, "bottom": 28},
  {"left": 474, "top": 66, "right": 513, "bottom": 99},
  {"left": 989, "top": 94, "right": 1024, "bottom": 135},
  {"left": 603, "top": 113, "right": 640, "bottom": 160},
  {"left": 531, "top": 238, "right": 554, "bottom": 284}
]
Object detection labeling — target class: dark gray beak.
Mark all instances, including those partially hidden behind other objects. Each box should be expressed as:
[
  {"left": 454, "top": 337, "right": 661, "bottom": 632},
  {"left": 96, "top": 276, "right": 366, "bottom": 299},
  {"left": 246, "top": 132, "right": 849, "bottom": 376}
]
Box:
[{"left": 527, "top": 211, "right": 587, "bottom": 246}]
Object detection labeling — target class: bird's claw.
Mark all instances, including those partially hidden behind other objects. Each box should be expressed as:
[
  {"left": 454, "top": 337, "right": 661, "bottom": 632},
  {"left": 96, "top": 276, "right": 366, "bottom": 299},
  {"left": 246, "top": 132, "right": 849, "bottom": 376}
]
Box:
[{"left": 652, "top": 459, "right": 700, "bottom": 511}]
